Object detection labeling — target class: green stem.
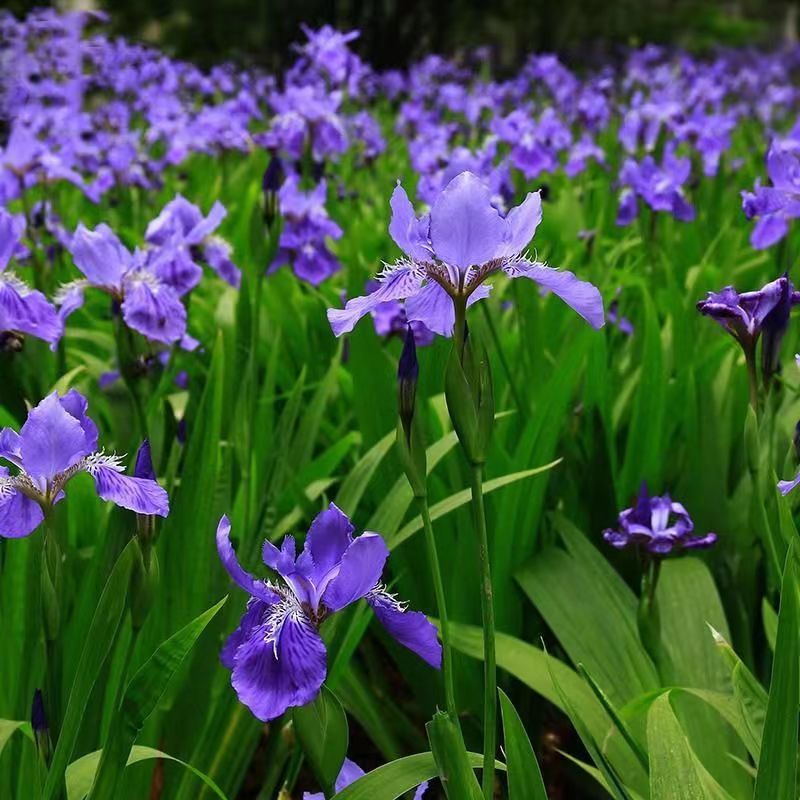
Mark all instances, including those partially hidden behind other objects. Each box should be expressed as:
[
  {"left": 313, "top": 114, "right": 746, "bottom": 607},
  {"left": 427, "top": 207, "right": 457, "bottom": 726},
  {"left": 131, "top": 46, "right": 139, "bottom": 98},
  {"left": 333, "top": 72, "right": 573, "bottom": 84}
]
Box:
[
  {"left": 480, "top": 302, "right": 524, "bottom": 413},
  {"left": 469, "top": 464, "right": 496, "bottom": 799},
  {"left": 744, "top": 342, "right": 760, "bottom": 414},
  {"left": 418, "top": 497, "right": 457, "bottom": 717}
]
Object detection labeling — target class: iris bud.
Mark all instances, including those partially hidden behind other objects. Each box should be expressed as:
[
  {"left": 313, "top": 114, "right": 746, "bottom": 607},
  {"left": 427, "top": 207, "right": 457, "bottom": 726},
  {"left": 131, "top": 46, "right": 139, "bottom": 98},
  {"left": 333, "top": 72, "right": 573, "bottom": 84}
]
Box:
[{"left": 396, "top": 327, "right": 427, "bottom": 498}]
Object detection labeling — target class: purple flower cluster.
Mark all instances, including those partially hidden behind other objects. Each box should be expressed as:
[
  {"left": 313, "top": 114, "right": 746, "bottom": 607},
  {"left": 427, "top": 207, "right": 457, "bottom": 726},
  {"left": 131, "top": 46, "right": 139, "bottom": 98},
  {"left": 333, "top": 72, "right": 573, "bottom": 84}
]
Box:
[
  {"left": 0, "top": 390, "right": 168, "bottom": 538},
  {"left": 217, "top": 503, "right": 441, "bottom": 721}
]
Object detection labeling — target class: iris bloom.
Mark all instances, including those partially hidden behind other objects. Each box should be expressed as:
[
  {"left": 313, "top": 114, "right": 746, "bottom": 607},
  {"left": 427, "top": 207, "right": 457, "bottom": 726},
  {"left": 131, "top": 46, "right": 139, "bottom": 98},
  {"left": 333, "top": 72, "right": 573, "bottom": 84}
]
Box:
[
  {"left": 328, "top": 171, "right": 604, "bottom": 338},
  {"left": 0, "top": 209, "right": 62, "bottom": 349},
  {"left": 216, "top": 503, "right": 441, "bottom": 721},
  {"left": 0, "top": 390, "right": 169, "bottom": 538},
  {"left": 697, "top": 274, "right": 799, "bottom": 381},
  {"left": 603, "top": 485, "right": 716, "bottom": 555}
]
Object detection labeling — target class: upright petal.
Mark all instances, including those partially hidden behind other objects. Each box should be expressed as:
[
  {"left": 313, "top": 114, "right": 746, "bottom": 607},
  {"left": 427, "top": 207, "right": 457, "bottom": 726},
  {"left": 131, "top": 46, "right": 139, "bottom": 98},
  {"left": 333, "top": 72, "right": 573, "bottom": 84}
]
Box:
[
  {"left": 430, "top": 172, "right": 508, "bottom": 269},
  {"left": 91, "top": 464, "right": 169, "bottom": 517},
  {"left": 69, "top": 223, "right": 130, "bottom": 289},
  {"left": 19, "top": 393, "right": 90, "bottom": 481},
  {"left": 58, "top": 389, "right": 99, "bottom": 453},
  {"left": 502, "top": 191, "right": 543, "bottom": 257},
  {"left": 506, "top": 260, "right": 605, "bottom": 329},
  {"left": 327, "top": 264, "right": 424, "bottom": 337},
  {"left": 388, "top": 183, "right": 430, "bottom": 261},
  {"left": 230, "top": 603, "right": 327, "bottom": 721},
  {"left": 216, "top": 516, "right": 280, "bottom": 604},
  {"left": 295, "top": 502, "right": 354, "bottom": 583},
  {"left": 0, "top": 428, "right": 22, "bottom": 467},
  {"left": 0, "top": 209, "right": 25, "bottom": 271},
  {"left": 321, "top": 532, "right": 389, "bottom": 611},
  {"left": 368, "top": 588, "right": 442, "bottom": 668}
]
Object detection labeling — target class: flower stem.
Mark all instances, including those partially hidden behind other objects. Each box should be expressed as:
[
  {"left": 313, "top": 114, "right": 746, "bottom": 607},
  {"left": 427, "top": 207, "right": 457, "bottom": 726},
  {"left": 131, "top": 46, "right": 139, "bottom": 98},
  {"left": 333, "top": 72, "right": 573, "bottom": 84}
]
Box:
[
  {"left": 469, "top": 464, "right": 496, "bottom": 800},
  {"left": 744, "top": 341, "right": 760, "bottom": 413},
  {"left": 417, "top": 496, "right": 457, "bottom": 717}
]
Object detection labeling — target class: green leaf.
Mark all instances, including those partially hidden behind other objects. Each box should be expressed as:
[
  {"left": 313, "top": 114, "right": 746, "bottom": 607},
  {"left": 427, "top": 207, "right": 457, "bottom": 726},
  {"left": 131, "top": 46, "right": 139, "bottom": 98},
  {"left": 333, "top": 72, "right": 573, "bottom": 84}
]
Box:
[
  {"left": 335, "top": 430, "right": 394, "bottom": 516},
  {"left": 498, "top": 690, "right": 547, "bottom": 800},
  {"left": 293, "top": 684, "right": 349, "bottom": 796},
  {"left": 753, "top": 544, "right": 799, "bottom": 800},
  {"left": 390, "top": 460, "right": 561, "bottom": 549},
  {"left": 647, "top": 693, "right": 735, "bottom": 800},
  {"left": 0, "top": 720, "right": 32, "bottom": 760},
  {"left": 66, "top": 745, "right": 228, "bottom": 800},
  {"left": 334, "top": 751, "right": 485, "bottom": 800},
  {"left": 426, "top": 710, "right": 483, "bottom": 800},
  {"left": 43, "top": 539, "right": 136, "bottom": 800},
  {"left": 88, "top": 597, "right": 228, "bottom": 798}
]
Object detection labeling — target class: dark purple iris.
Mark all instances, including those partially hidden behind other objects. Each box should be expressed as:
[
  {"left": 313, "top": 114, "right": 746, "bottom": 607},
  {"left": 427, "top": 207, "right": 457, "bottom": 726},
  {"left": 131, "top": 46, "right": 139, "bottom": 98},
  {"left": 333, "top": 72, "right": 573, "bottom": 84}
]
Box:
[
  {"left": 216, "top": 503, "right": 441, "bottom": 721},
  {"left": 603, "top": 485, "right": 716, "bottom": 555}
]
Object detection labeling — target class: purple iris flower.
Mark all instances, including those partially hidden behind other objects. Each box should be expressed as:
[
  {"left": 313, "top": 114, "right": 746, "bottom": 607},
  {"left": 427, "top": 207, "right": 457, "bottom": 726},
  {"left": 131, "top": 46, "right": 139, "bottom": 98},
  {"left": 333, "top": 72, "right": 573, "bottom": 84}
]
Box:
[
  {"left": 742, "top": 145, "right": 800, "bottom": 250},
  {"left": 304, "top": 758, "right": 428, "bottom": 800},
  {"left": 271, "top": 175, "right": 342, "bottom": 285},
  {"left": 603, "top": 485, "right": 716, "bottom": 555},
  {"left": 145, "top": 195, "right": 241, "bottom": 289},
  {"left": 0, "top": 390, "right": 169, "bottom": 538},
  {"left": 328, "top": 171, "right": 604, "bottom": 338},
  {"left": 364, "top": 281, "right": 434, "bottom": 346},
  {"left": 61, "top": 222, "right": 188, "bottom": 344},
  {"left": 216, "top": 503, "right": 441, "bottom": 721},
  {"left": 0, "top": 208, "right": 62, "bottom": 349},
  {"left": 697, "top": 274, "right": 799, "bottom": 379}
]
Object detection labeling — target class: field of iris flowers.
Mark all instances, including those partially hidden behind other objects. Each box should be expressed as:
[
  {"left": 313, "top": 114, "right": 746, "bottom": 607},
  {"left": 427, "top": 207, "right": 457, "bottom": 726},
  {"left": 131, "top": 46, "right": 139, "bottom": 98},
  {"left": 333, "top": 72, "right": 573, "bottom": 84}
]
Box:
[{"left": 3, "top": 7, "right": 800, "bottom": 799}]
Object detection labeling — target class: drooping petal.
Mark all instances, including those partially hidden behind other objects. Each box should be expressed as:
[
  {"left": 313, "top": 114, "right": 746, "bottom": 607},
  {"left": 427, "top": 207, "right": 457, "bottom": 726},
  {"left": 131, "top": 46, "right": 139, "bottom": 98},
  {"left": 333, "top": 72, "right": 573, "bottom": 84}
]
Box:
[
  {"left": 221, "top": 599, "right": 265, "bottom": 669},
  {"left": 405, "top": 280, "right": 491, "bottom": 337},
  {"left": 0, "top": 428, "right": 22, "bottom": 467},
  {"left": 750, "top": 215, "right": 789, "bottom": 250},
  {"left": 327, "top": 264, "right": 424, "bottom": 337},
  {"left": 0, "top": 278, "right": 63, "bottom": 347},
  {"left": 429, "top": 172, "right": 508, "bottom": 269},
  {"left": 304, "top": 759, "right": 367, "bottom": 799},
  {"left": 505, "top": 260, "right": 605, "bottom": 329},
  {"left": 322, "top": 532, "right": 389, "bottom": 612},
  {"left": 388, "top": 183, "right": 430, "bottom": 261},
  {"left": 69, "top": 223, "right": 130, "bottom": 289},
  {"left": 778, "top": 470, "right": 800, "bottom": 496},
  {"left": 501, "top": 190, "right": 543, "bottom": 257},
  {"left": 368, "top": 588, "right": 442, "bottom": 668},
  {"left": 0, "top": 481, "right": 44, "bottom": 539},
  {"left": 148, "top": 246, "right": 203, "bottom": 297},
  {"left": 91, "top": 465, "right": 169, "bottom": 517},
  {"left": 121, "top": 274, "right": 186, "bottom": 344},
  {"left": 216, "top": 516, "right": 280, "bottom": 604},
  {"left": 295, "top": 502, "right": 355, "bottom": 583},
  {"left": 230, "top": 602, "right": 327, "bottom": 721},
  {"left": 19, "top": 392, "right": 91, "bottom": 481},
  {"left": 0, "top": 209, "right": 26, "bottom": 271}
]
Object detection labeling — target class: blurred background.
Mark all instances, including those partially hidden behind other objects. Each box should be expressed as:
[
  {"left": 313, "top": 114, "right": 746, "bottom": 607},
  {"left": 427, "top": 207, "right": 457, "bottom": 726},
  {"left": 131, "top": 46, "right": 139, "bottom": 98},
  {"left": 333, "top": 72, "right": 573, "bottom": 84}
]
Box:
[{"left": 5, "top": 0, "right": 799, "bottom": 70}]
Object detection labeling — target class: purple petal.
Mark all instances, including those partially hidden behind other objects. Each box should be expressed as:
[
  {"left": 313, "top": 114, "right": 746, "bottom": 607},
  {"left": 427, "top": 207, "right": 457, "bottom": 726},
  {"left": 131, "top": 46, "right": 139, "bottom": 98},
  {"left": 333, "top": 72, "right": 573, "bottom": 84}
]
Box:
[
  {"left": 405, "top": 280, "right": 490, "bottom": 337},
  {"left": 149, "top": 247, "right": 203, "bottom": 297},
  {"left": 779, "top": 470, "right": 800, "bottom": 495},
  {"left": 230, "top": 604, "right": 326, "bottom": 721},
  {"left": 0, "top": 468, "right": 44, "bottom": 538},
  {"left": 304, "top": 759, "right": 367, "bottom": 799},
  {"left": 0, "top": 280, "right": 62, "bottom": 347},
  {"left": 262, "top": 535, "right": 299, "bottom": 578},
  {"left": 0, "top": 428, "right": 22, "bottom": 467},
  {"left": 221, "top": 599, "right": 265, "bottom": 669},
  {"left": 0, "top": 209, "right": 25, "bottom": 271},
  {"left": 506, "top": 260, "right": 605, "bottom": 329},
  {"left": 92, "top": 466, "right": 169, "bottom": 517},
  {"left": 69, "top": 223, "right": 130, "bottom": 289},
  {"left": 216, "top": 516, "right": 280, "bottom": 604},
  {"left": 388, "top": 183, "right": 430, "bottom": 261},
  {"left": 327, "top": 265, "right": 423, "bottom": 337},
  {"left": 430, "top": 172, "right": 508, "bottom": 269},
  {"left": 134, "top": 440, "right": 156, "bottom": 481},
  {"left": 295, "top": 502, "right": 354, "bottom": 584},
  {"left": 19, "top": 392, "right": 91, "bottom": 481},
  {"left": 322, "top": 532, "right": 389, "bottom": 612},
  {"left": 368, "top": 589, "right": 442, "bottom": 668},
  {"left": 750, "top": 215, "right": 789, "bottom": 250},
  {"left": 121, "top": 275, "right": 186, "bottom": 344},
  {"left": 58, "top": 389, "right": 99, "bottom": 453},
  {"left": 502, "top": 191, "right": 543, "bottom": 256},
  {"left": 203, "top": 239, "right": 241, "bottom": 288}
]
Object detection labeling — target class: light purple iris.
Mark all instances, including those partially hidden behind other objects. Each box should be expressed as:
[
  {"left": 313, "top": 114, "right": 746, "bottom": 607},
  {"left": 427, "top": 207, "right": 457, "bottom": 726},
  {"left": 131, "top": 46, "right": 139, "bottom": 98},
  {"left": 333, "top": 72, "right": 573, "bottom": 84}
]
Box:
[
  {"left": 742, "top": 145, "right": 800, "bottom": 250},
  {"left": 304, "top": 758, "right": 428, "bottom": 800},
  {"left": 328, "top": 171, "right": 604, "bottom": 338},
  {"left": 0, "top": 390, "right": 169, "bottom": 538},
  {"left": 60, "top": 222, "right": 187, "bottom": 344},
  {"left": 216, "top": 503, "right": 441, "bottom": 721},
  {"left": 0, "top": 208, "right": 62, "bottom": 349},
  {"left": 603, "top": 485, "right": 716, "bottom": 555}
]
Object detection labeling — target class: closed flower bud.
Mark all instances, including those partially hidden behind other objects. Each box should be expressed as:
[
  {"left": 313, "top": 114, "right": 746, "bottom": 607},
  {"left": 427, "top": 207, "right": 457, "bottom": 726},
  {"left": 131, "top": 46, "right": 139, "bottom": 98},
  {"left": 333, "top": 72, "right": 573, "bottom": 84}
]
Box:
[
  {"left": 31, "top": 689, "right": 51, "bottom": 764},
  {"left": 398, "top": 326, "right": 419, "bottom": 440}
]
